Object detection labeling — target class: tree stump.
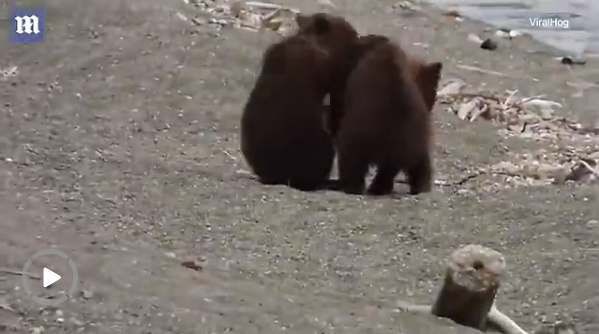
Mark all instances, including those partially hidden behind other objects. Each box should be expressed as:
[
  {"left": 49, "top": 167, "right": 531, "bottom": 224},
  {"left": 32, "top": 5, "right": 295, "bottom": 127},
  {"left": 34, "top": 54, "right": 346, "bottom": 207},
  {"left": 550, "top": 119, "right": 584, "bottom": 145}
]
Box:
[
  {"left": 431, "top": 244, "right": 505, "bottom": 330},
  {"left": 396, "top": 244, "right": 541, "bottom": 334}
]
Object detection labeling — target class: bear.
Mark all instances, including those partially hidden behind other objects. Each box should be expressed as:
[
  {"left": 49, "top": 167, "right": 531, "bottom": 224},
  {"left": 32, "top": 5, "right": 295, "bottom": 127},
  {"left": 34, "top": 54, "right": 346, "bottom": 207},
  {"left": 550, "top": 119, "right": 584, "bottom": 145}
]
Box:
[
  {"left": 322, "top": 33, "right": 393, "bottom": 136},
  {"left": 324, "top": 34, "right": 443, "bottom": 137},
  {"left": 294, "top": 16, "right": 442, "bottom": 135},
  {"left": 240, "top": 33, "right": 336, "bottom": 191},
  {"left": 334, "top": 40, "right": 443, "bottom": 196},
  {"left": 294, "top": 13, "right": 361, "bottom": 136},
  {"left": 295, "top": 12, "right": 359, "bottom": 61},
  {"left": 405, "top": 56, "right": 444, "bottom": 113}
]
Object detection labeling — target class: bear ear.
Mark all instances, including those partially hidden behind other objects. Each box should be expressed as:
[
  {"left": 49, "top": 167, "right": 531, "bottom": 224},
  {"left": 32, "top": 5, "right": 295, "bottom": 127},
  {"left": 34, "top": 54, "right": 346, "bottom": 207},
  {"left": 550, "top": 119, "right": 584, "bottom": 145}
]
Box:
[
  {"left": 416, "top": 61, "right": 443, "bottom": 113},
  {"left": 311, "top": 14, "right": 331, "bottom": 33},
  {"left": 295, "top": 13, "right": 330, "bottom": 33},
  {"left": 423, "top": 61, "right": 443, "bottom": 85}
]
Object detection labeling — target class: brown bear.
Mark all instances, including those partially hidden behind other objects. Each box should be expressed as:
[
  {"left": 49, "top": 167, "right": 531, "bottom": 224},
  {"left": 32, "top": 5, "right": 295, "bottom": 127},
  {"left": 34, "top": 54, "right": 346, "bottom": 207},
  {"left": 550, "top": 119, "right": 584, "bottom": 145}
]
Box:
[
  {"left": 295, "top": 12, "right": 359, "bottom": 61},
  {"left": 240, "top": 33, "right": 335, "bottom": 191},
  {"left": 294, "top": 17, "right": 442, "bottom": 135},
  {"left": 405, "top": 56, "right": 443, "bottom": 113},
  {"left": 335, "top": 40, "right": 442, "bottom": 196},
  {"left": 240, "top": 13, "right": 363, "bottom": 191},
  {"left": 295, "top": 13, "right": 361, "bottom": 136},
  {"left": 322, "top": 33, "right": 393, "bottom": 136},
  {"left": 323, "top": 34, "right": 443, "bottom": 137}
]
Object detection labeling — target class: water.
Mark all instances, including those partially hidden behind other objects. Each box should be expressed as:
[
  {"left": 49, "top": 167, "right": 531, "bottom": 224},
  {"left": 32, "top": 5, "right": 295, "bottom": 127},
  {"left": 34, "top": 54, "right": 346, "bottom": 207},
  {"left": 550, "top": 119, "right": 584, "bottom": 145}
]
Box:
[{"left": 425, "top": 0, "right": 598, "bottom": 55}]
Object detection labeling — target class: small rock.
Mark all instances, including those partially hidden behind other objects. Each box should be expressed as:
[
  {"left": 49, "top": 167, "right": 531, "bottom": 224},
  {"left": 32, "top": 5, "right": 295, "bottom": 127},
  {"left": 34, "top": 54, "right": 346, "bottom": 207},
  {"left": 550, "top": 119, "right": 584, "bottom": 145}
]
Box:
[
  {"left": 442, "top": 7, "right": 460, "bottom": 18},
  {"left": 456, "top": 188, "right": 473, "bottom": 195},
  {"left": 480, "top": 38, "right": 497, "bottom": 50},
  {"left": 468, "top": 33, "right": 483, "bottom": 44},
  {"left": 587, "top": 219, "right": 598, "bottom": 227},
  {"left": 393, "top": 0, "right": 421, "bottom": 14},
  {"left": 437, "top": 81, "right": 465, "bottom": 97},
  {"left": 235, "top": 169, "right": 252, "bottom": 176},
  {"left": 509, "top": 30, "right": 522, "bottom": 38},
  {"left": 317, "top": 0, "right": 336, "bottom": 9},
  {"left": 495, "top": 28, "right": 522, "bottom": 39},
  {"left": 175, "top": 12, "right": 188, "bottom": 22},
  {"left": 0, "top": 297, "right": 13, "bottom": 311},
  {"left": 494, "top": 30, "right": 510, "bottom": 39},
  {"left": 81, "top": 290, "right": 93, "bottom": 300},
  {"left": 560, "top": 56, "right": 586, "bottom": 65},
  {"left": 181, "top": 260, "right": 203, "bottom": 272},
  {"left": 30, "top": 327, "right": 44, "bottom": 334},
  {"left": 191, "top": 17, "right": 207, "bottom": 26},
  {"left": 71, "top": 318, "right": 86, "bottom": 327}
]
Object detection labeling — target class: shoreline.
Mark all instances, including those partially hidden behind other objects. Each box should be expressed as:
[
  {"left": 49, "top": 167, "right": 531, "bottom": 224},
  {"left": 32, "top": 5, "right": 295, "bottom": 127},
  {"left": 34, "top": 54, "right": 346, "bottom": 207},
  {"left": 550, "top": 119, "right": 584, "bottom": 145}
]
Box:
[
  {"left": 373, "top": 0, "right": 599, "bottom": 125},
  {"left": 422, "top": 0, "right": 595, "bottom": 56}
]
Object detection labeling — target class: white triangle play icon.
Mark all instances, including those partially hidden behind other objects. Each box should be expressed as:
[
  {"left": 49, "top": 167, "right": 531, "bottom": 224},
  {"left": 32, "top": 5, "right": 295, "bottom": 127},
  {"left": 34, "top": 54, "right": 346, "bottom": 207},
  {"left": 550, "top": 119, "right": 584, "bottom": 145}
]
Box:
[{"left": 43, "top": 268, "right": 61, "bottom": 288}]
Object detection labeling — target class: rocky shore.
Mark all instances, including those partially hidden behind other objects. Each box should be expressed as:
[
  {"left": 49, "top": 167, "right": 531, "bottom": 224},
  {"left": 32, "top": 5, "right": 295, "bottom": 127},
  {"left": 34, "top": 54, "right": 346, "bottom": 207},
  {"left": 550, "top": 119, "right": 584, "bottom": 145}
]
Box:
[{"left": 1, "top": 0, "right": 597, "bottom": 333}]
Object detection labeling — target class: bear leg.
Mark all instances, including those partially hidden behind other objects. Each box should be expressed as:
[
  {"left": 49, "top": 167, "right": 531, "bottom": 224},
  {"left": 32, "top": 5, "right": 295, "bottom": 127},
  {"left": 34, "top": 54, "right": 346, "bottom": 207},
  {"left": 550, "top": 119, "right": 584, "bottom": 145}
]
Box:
[
  {"left": 338, "top": 153, "right": 369, "bottom": 195},
  {"left": 367, "top": 161, "right": 401, "bottom": 195},
  {"left": 406, "top": 154, "right": 433, "bottom": 195}
]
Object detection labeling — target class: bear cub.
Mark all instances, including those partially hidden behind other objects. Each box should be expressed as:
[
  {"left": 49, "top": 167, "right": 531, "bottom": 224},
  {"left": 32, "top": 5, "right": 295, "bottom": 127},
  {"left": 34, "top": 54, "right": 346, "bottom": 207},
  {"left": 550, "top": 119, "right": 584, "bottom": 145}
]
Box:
[
  {"left": 335, "top": 40, "right": 442, "bottom": 196},
  {"left": 240, "top": 13, "right": 361, "bottom": 191},
  {"left": 240, "top": 33, "right": 335, "bottom": 191},
  {"left": 322, "top": 33, "right": 393, "bottom": 136},
  {"left": 295, "top": 13, "right": 361, "bottom": 137}
]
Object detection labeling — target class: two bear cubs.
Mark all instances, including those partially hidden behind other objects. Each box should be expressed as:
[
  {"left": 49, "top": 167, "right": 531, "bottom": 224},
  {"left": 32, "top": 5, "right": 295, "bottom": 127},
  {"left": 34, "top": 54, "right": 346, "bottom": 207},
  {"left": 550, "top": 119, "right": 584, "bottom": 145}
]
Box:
[{"left": 241, "top": 13, "right": 443, "bottom": 196}]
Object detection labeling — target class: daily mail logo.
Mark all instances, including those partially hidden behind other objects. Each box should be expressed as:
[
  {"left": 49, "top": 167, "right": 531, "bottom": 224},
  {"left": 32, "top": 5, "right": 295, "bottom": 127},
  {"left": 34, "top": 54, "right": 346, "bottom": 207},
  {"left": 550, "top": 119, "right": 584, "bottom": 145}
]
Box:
[{"left": 9, "top": 5, "right": 45, "bottom": 43}]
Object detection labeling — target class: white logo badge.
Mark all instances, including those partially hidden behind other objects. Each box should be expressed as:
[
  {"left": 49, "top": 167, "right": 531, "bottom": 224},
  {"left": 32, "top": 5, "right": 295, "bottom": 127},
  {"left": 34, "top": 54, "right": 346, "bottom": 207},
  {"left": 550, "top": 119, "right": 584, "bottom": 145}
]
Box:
[{"left": 14, "top": 15, "right": 40, "bottom": 34}]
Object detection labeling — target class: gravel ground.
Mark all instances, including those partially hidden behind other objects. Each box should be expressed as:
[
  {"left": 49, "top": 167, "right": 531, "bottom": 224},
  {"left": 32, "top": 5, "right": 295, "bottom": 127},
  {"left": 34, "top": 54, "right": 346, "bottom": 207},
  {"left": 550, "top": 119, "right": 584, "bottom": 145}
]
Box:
[{"left": 0, "top": 0, "right": 598, "bottom": 333}]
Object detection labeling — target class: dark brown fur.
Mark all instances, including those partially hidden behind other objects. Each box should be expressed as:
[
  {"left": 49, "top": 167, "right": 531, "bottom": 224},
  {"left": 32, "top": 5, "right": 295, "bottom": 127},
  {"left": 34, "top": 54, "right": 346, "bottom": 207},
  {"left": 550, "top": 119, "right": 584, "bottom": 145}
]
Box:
[
  {"left": 295, "top": 13, "right": 360, "bottom": 136},
  {"left": 405, "top": 57, "right": 443, "bottom": 112},
  {"left": 295, "top": 12, "right": 359, "bottom": 60},
  {"left": 323, "top": 34, "right": 393, "bottom": 136},
  {"left": 240, "top": 34, "right": 335, "bottom": 191},
  {"left": 325, "top": 34, "right": 443, "bottom": 136},
  {"left": 336, "top": 41, "right": 439, "bottom": 195}
]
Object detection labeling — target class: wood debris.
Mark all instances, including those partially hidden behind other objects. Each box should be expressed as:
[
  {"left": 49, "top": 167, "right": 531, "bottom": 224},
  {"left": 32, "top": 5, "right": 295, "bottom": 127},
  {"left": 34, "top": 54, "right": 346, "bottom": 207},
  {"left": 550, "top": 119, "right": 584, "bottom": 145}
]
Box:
[
  {"left": 0, "top": 66, "right": 18, "bottom": 80},
  {"left": 488, "top": 147, "right": 599, "bottom": 187},
  {"left": 438, "top": 83, "right": 599, "bottom": 142},
  {"left": 438, "top": 82, "right": 599, "bottom": 187},
  {"left": 186, "top": 0, "right": 300, "bottom": 35}
]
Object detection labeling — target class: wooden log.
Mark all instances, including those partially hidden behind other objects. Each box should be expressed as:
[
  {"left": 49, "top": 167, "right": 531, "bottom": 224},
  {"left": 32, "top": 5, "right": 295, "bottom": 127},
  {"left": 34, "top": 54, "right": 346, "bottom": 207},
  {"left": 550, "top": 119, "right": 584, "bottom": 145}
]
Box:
[
  {"left": 431, "top": 244, "right": 505, "bottom": 330},
  {"left": 396, "top": 244, "right": 537, "bottom": 334},
  {"left": 487, "top": 304, "right": 529, "bottom": 334}
]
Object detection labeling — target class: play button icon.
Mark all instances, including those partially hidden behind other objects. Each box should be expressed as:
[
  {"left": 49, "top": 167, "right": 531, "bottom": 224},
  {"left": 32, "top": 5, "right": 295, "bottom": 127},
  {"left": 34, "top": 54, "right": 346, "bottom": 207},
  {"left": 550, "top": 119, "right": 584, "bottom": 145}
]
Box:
[
  {"left": 21, "top": 249, "right": 79, "bottom": 306},
  {"left": 42, "top": 268, "right": 61, "bottom": 288}
]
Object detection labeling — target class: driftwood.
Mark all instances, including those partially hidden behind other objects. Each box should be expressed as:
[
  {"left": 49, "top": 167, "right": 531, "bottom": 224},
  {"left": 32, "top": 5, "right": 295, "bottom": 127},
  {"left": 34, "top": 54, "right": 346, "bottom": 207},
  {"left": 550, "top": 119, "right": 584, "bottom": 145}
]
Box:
[
  {"left": 0, "top": 267, "right": 41, "bottom": 280},
  {"left": 432, "top": 244, "right": 504, "bottom": 330},
  {"left": 397, "top": 244, "right": 531, "bottom": 334}
]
